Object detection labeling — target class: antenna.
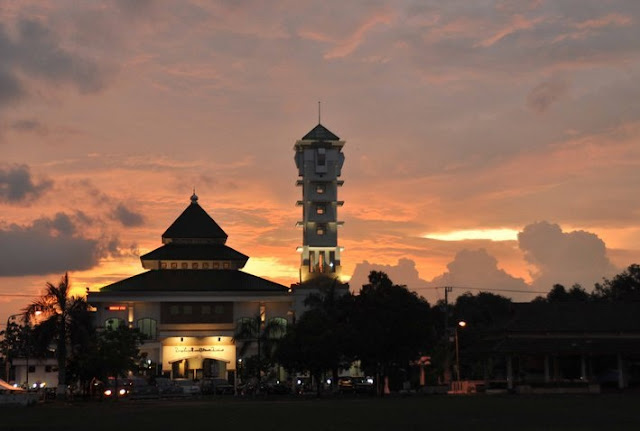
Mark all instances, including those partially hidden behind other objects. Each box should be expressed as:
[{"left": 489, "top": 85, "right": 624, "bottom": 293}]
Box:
[{"left": 318, "top": 101, "right": 321, "bottom": 124}]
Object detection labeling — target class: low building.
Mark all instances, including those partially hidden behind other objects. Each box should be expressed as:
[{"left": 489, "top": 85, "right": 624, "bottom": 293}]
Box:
[
  {"left": 477, "top": 302, "right": 640, "bottom": 391},
  {"left": 88, "top": 193, "right": 295, "bottom": 381}
]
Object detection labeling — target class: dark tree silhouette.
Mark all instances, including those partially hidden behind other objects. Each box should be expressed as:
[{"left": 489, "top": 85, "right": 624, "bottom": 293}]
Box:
[
  {"left": 593, "top": 264, "right": 640, "bottom": 301},
  {"left": 24, "top": 273, "right": 90, "bottom": 395},
  {"left": 351, "top": 271, "right": 433, "bottom": 394}
]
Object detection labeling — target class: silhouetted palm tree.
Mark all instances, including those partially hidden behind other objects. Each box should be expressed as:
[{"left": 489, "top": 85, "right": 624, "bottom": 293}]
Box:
[
  {"left": 234, "top": 315, "right": 286, "bottom": 389},
  {"left": 24, "top": 273, "right": 90, "bottom": 395}
]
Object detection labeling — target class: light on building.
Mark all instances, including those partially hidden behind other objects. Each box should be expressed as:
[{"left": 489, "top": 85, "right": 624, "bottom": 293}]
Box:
[{"left": 104, "top": 389, "right": 112, "bottom": 396}]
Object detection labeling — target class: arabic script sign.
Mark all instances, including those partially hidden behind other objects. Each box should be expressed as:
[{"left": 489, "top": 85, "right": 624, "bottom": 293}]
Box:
[{"left": 174, "top": 346, "right": 225, "bottom": 353}]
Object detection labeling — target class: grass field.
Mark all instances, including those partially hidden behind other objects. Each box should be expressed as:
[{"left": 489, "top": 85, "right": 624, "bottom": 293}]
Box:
[{"left": 2, "top": 393, "right": 640, "bottom": 431}]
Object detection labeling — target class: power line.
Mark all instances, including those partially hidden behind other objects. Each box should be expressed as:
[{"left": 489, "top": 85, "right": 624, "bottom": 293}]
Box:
[
  {"left": 0, "top": 294, "right": 36, "bottom": 298},
  {"left": 413, "top": 286, "right": 549, "bottom": 295}
]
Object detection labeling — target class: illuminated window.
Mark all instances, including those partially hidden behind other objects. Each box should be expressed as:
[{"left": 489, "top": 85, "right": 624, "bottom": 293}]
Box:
[
  {"left": 316, "top": 226, "right": 325, "bottom": 235},
  {"left": 161, "top": 262, "right": 167, "bottom": 269},
  {"left": 105, "top": 318, "right": 125, "bottom": 330},
  {"left": 171, "top": 262, "right": 177, "bottom": 269},
  {"left": 213, "top": 262, "right": 220, "bottom": 269},
  {"left": 136, "top": 318, "right": 157, "bottom": 340},
  {"left": 269, "top": 317, "right": 287, "bottom": 339},
  {"left": 316, "top": 185, "right": 325, "bottom": 194},
  {"left": 260, "top": 304, "right": 266, "bottom": 323},
  {"left": 203, "top": 262, "right": 210, "bottom": 269},
  {"left": 192, "top": 262, "right": 199, "bottom": 269},
  {"left": 223, "top": 262, "right": 230, "bottom": 269},
  {"left": 316, "top": 205, "right": 325, "bottom": 215},
  {"left": 181, "top": 262, "right": 188, "bottom": 269}
]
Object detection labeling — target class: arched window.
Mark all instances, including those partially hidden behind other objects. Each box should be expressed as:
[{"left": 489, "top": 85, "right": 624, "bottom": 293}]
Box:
[
  {"left": 104, "top": 318, "right": 125, "bottom": 330},
  {"left": 136, "top": 317, "right": 158, "bottom": 340},
  {"left": 268, "top": 317, "right": 287, "bottom": 339}
]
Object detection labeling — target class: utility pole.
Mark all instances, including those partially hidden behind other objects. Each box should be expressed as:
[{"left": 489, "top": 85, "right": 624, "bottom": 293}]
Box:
[{"left": 443, "top": 287, "right": 453, "bottom": 384}]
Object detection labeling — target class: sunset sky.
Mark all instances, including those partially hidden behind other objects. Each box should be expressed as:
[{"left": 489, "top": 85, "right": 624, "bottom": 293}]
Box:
[{"left": 1, "top": 0, "right": 639, "bottom": 324}]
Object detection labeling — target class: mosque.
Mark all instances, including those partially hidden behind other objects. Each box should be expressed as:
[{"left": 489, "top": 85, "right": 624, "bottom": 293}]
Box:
[{"left": 87, "top": 121, "right": 346, "bottom": 381}]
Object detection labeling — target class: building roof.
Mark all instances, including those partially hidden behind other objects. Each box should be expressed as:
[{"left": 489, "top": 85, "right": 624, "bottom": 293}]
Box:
[
  {"left": 162, "top": 196, "right": 228, "bottom": 242},
  {"left": 301, "top": 123, "right": 340, "bottom": 141},
  {"left": 503, "top": 302, "right": 640, "bottom": 333},
  {"left": 140, "top": 244, "right": 248, "bottom": 262},
  {"left": 99, "top": 269, "right": 288, "bottom": 293},
  {"left": 473, "top": 302, "right": 640, "bottom": 355}
]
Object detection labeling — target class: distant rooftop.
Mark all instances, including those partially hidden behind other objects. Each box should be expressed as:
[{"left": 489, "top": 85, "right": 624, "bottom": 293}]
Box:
[
  {"left": 162, "top": 194, "right": 228, "bottom": 243},
  {"left": 301, "top": 123, "right": 340, "bottom": 141}
]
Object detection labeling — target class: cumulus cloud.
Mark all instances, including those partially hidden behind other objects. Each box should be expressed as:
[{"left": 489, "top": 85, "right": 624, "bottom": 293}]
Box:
[
  {"left": 0, "top": 164, "right": 53, "bottom": 203},
  {"left": 429, "top": 248, "right": 530, "bottom": 293},
  {"left": 518, "top": 221, "right": 617, "bottom": 290},
  {"left": 527, "top": 75, "right": 570, "bottom": 113},
  {"left": 111, "top": 203, "right": 145, "bottom": 227},
  {"left": 0, "top": 213, "right": 102, "bottom": 276},
  {"left": 349, "top": 258, "right": 428, "bottom": 292}
]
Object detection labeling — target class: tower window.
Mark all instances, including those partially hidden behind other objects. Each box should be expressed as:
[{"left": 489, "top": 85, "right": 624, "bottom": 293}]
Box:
[
  {"left": 203, "top": 262, "right": 210, "bottom": 269},
  {"left": 316, "top": 205, "right": 325, "bottom": 215},
  {"left": 181, "top": 262, "right": 188, "bottom": 269},
  {"left": 317, "top": 153, "right": 326, "bottom": 166},
  {"left": 192, "top": 262, "right": 199, "bottom": 269},
  {"left": 316, "top": 226, "right": 325, "bottom": 235},
  {"left": 171, "top": 262, "right": 177, "bottom": 269},
  {"left": 316, "top": 185, "right": 325, "bottom": 194}
]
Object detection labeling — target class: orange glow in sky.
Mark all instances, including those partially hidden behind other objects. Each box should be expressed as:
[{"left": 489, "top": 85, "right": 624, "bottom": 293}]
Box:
[{"left": 1, "top": 1, "right": 640, "bottom": 322}]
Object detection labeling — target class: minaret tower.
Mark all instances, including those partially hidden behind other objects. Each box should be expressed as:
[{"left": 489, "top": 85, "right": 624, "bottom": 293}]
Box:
[{"left": 294, "top": 116, "right": 345, "bottom": 282}]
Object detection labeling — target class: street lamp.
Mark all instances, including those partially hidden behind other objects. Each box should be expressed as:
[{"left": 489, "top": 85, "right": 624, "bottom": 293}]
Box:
[{"left": 455, "top": 321, "right": 467, "bottom": 382}]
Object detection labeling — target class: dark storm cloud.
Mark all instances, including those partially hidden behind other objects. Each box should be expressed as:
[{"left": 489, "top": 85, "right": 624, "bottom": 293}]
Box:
[
  {"left": 0, "top": 214, "right": 100, "bottom": 276},
  {"left": 0, "top": 18, "right": 114, "bottom": 110},
  {"left": 10, "top": 119, "right": 48, "bottom": 135},
  {"left": 0, "top": 164, "right": 53, "bottom": 203},
  {"left": 518, "top": 221, "right": 617, "bottom": 290},
  {"left": 111, "top": 203, "right": 145, "bottom": 227}
]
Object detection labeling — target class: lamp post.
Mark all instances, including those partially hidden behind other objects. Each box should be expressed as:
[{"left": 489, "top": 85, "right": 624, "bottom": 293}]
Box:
[{"left": 455, "top": 321, "right": 467, "bottom": 382}]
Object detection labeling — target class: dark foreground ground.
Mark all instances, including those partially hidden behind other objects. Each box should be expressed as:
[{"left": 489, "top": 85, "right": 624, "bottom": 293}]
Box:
[{"left": 2, "top": 393, "right": 640, "bottom": 431}]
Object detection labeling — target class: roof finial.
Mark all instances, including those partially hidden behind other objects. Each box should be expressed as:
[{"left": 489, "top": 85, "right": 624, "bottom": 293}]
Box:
[
  {"left": 318, "top": 100, "right": 321, "bottom": 124},
  {"left": 190, "top": 187, "right": 198, "bottom": 204}
]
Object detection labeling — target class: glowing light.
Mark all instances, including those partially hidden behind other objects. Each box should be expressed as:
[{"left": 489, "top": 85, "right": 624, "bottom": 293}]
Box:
[
  {"left": 104, "top": 389, "right": 112, "bottom": 396},
  {"left": 423, "top": 229, "right": 519, "bottom": 242},
  {"left": 119, "top": 388, "right": 126, "bottom": 395},
  {"left": 458, "top": 321, "right": 467, "bottom": 328}
]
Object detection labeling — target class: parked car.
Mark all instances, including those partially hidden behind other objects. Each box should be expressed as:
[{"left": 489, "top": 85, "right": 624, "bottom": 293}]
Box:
[
  {"left": 155, "top": 377, "right": 184, "bottom": 397},
  {"left": 101, "top": 378, "right": 132, "bottom": 399},
  {"left": 338, "top": 376, "right": 354, "bottom": 393},
  {"left": 129, "top": 377, "right": 159, "bottom": 400},
  {"left": 201, "top": 378, "right": 234, "bottom": 395},
  {"left": 174, "top": 379, "right": 201, "bottom": 395},
  {"left": 353, "top": 376, "right": 375, "bottom": 395}
]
